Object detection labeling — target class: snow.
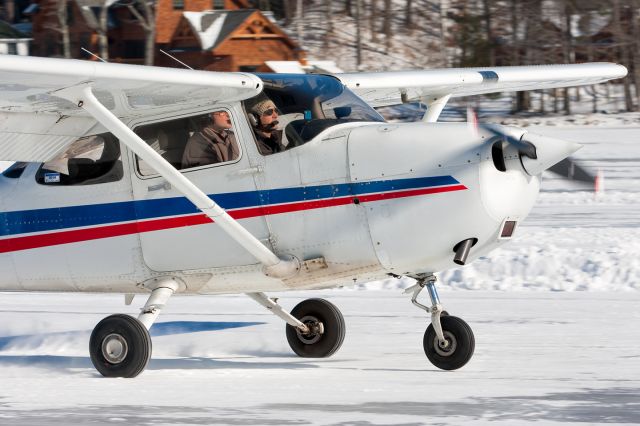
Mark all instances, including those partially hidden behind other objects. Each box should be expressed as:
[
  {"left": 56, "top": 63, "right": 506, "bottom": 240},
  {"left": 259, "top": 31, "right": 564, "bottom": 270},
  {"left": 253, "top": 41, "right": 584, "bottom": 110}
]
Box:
[
  {"left": 0, "top": 290, "right": 639, "bottom": 424},
  {"left": 183, "top": 12, "right": 226, "bottom": 51}
]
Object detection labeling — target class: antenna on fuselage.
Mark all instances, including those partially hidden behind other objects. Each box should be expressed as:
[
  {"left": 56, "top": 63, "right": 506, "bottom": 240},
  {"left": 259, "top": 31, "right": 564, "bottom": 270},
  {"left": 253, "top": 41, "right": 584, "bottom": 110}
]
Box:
[
  {"left": 81, "top": 47, "right": 108, "bottom": 63},
  {"left": 159, "top": 49, "right": 194, "bottom": 70}
]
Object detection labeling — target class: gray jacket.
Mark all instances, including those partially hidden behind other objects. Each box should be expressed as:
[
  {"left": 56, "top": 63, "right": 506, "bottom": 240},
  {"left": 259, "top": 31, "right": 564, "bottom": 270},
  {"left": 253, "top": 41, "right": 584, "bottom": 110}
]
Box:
[{"left": 181, "top": 127, "right": 239, "bottom": 169}]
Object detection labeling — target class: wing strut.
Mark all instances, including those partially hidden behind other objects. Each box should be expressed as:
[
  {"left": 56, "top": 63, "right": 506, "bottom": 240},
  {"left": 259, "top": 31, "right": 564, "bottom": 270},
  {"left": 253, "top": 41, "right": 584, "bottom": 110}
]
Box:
[
  {"left": 421, "top": 94, "right": 451, "bottom": 123},
  {"left": 52, "top": 84, "right": 300, "bottom": 279}
]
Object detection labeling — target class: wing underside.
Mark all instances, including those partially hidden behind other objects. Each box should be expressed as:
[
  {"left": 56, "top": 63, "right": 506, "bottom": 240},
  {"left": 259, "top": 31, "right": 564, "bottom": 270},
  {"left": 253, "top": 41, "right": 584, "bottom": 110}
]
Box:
[
  {"left": 336, "top": 63, "right": 628, "bottom": 107},
  {"left": 0, "top": 55, "right": 263, "bottom": 161}
]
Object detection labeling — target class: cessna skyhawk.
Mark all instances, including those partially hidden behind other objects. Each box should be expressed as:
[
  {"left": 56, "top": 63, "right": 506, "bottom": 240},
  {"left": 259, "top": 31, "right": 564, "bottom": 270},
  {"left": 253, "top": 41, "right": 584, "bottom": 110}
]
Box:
[{"left": 0, "top": 55, "right": 626, "bottom": 376}]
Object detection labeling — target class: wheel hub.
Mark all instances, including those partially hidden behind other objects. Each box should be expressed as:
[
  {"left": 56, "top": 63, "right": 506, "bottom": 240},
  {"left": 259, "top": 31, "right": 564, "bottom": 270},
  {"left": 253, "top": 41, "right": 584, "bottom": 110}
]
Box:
[
  {"left": 102, "top": 333, "right": 128, "bottom": 364},
  {"left": 296, "top": 315, "right": 324, "bottom": 344},
  {"left": 434, "top": 331, "right": 457, "bottom": 357}
]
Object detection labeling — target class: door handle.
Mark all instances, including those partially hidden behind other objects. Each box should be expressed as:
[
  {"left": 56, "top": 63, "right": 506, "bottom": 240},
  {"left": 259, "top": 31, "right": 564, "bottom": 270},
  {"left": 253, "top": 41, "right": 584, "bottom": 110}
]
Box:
[{"left": 148, "top": 181, "right": 171, "bottom": 192}]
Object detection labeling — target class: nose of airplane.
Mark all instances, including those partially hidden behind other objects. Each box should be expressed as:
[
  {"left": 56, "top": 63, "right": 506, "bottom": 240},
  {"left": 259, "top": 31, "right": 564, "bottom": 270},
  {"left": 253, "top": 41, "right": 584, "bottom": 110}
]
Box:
[{"left": 519, "top": 133, "right": 582, "bottom": 176}]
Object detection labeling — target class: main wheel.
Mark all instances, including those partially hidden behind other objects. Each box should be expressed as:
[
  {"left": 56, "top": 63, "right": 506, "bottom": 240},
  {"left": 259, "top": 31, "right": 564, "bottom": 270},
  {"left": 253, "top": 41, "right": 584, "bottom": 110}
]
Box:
[
  {"left": 286, "top": 298, "right": 346, "bottom": 358},
  {"left": 423, "top": 315, "right": 475, "bottom": 370},
  {"left": 89, "top": 314, "right": 152, "bottom": 378}
]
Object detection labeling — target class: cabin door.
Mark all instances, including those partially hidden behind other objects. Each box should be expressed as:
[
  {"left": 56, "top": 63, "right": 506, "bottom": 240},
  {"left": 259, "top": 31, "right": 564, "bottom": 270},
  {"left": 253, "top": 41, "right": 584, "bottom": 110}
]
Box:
[{"left": 130, "top": 107, "right": 271, "bottom": 272}]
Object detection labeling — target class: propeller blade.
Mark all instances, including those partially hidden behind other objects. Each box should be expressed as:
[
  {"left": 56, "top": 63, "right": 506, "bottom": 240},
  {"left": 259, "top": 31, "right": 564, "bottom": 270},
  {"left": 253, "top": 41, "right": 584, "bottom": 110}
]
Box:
[{"left": 547, "top": 158, "right": 595, "bottom": 184}]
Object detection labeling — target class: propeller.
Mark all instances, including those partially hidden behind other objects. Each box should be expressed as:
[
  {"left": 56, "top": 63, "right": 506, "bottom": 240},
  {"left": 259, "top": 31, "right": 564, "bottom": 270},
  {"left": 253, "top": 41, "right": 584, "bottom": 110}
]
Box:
[
  {"left": 465, "top": 106, "right": 600, "bottom": 191},
  {"left": 481, "top": 123, "right": 537, "bottom": 160}
]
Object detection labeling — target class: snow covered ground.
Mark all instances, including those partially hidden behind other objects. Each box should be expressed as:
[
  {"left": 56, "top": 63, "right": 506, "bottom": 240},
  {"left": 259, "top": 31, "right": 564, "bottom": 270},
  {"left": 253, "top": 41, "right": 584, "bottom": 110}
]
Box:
[{"left": 0, "top": 290, "right": 639, "bottom": 425}]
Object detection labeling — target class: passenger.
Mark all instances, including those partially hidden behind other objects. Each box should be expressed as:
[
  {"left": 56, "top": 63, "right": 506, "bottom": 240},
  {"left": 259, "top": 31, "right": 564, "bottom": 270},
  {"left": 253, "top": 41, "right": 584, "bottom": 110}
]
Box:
[
  {"left": 249, "top": 99, "right": 287, "bottom": 155},
  {"left": 181, "top": 110, "right": 239, "bottom": 169}
]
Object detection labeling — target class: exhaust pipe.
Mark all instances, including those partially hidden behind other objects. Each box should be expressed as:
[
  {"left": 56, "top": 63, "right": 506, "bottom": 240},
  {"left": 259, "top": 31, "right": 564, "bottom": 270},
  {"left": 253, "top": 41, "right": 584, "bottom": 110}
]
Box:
[{"left": 453, "top": 238, "right": 477, "bottom": 265}]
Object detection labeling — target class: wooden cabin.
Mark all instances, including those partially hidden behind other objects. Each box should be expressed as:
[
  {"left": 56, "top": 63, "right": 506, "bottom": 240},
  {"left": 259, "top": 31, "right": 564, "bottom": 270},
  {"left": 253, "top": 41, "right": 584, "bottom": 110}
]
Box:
[{"left": 28, "top": 0, "right": 303, "bottom": 71}]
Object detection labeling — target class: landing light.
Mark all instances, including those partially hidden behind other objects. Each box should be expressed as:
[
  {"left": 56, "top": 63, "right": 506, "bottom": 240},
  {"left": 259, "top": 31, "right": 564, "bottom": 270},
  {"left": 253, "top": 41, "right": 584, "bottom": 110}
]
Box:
[{"left": 500, "top": 220, "right": 518, "bottom": 239}]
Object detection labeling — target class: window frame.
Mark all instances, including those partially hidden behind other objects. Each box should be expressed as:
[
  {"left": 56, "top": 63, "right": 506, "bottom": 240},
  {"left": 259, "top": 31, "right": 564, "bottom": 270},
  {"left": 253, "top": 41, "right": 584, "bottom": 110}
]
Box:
[{"left": 130, "top": 106, "right": 243, "bottom": 180}]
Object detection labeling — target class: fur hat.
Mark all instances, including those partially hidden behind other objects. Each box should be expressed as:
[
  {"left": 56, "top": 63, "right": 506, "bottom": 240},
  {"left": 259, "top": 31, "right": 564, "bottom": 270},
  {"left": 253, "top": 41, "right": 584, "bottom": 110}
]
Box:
[{"left": 250, "top": 99, "right": 277, "bottom": 116}]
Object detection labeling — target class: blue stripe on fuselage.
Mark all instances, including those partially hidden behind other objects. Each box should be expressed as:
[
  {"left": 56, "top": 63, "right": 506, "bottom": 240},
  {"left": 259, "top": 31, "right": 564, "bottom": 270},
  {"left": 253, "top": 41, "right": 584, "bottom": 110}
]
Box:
[{"left": 0, "top": 176, "right": 459, "bottom": 237}]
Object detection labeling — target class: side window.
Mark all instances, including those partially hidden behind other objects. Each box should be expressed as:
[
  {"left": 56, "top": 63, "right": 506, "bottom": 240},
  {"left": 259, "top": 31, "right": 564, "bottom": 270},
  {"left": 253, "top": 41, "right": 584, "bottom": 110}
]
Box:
[
  {"left": 134, "top": 109, "right": 240, "bottom": 177},
  {"left": 36, "top": 133, "right": 122, "bottom": 186}
]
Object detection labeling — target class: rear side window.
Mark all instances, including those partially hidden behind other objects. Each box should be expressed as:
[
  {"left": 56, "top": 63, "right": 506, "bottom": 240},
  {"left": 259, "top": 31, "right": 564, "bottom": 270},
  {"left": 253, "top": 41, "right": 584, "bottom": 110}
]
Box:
[{"left": 36, "top": 133, "right": 123, "bottom": 185}]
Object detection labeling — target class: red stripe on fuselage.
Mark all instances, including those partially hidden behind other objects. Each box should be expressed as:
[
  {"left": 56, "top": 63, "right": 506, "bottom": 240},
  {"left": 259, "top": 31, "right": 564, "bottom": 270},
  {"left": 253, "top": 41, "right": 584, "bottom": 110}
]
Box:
[{"left": 0, "top": 184, "right": 467, "bottom": 254}]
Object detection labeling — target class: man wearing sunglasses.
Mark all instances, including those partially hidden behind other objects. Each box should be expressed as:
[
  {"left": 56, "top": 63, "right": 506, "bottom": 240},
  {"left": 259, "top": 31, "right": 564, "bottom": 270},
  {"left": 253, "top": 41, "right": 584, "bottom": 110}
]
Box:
[{"left": 249, "top": 98, "right": 286, "bottom": 155}]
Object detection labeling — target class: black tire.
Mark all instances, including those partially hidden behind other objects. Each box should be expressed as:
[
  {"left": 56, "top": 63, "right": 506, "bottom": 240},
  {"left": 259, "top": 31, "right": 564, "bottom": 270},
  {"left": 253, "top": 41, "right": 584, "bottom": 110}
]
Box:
[
  {"left": 286, "top": 298, "right": 346, "bottom": 358},
  {"left": 423, "top": 316, "right": 475, "bottom": 371},
  {"left": 89, "top": 314, "right": 152, "bottom": 378}
]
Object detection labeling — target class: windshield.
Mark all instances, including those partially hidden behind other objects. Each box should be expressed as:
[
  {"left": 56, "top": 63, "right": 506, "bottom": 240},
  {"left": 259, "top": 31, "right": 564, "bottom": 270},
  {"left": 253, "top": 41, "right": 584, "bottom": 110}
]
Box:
[{"left": 248, "top": 74, "right": 384, "bottom": 147}]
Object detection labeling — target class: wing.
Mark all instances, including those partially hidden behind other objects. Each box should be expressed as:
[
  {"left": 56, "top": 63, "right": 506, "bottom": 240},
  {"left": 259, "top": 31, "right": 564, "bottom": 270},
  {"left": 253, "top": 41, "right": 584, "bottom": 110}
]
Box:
[
  {"left": 0, "top": 55, "right": 262, "bottom": 161},
  {"left": 336, "top": 63, "right": 628, "bottom": 107}
]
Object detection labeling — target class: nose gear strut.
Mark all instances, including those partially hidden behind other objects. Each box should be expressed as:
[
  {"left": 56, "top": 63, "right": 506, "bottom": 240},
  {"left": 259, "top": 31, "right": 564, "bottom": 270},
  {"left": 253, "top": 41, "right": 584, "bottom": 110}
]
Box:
[
  {"left": 405, "top": 274, "right": 447, "bottom": 345},
  {"left": 404, "top": 274, "right": 475, "bottom": 370}
]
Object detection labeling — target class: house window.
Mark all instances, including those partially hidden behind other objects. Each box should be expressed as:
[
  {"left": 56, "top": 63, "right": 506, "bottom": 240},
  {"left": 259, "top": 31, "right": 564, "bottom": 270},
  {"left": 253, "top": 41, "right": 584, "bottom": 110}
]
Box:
[
  {"left": 7, "top": 43, "right": 17, "bottom": 55},
  {"left": 213, "top": 0, "right": 225, "bottom": 9},
  {"left": 173, "top": 0, "right": 184, "bottom": 9}
]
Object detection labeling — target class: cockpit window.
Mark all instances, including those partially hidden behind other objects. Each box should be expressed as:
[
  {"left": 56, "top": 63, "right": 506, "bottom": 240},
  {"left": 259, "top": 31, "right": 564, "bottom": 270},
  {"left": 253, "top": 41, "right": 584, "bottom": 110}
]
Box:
[
  {"left": 244, "top": 74, "right": 384, "bottom": 153},
  {"left": 35, "top": 133, "right": 123, "bottom": 185}
]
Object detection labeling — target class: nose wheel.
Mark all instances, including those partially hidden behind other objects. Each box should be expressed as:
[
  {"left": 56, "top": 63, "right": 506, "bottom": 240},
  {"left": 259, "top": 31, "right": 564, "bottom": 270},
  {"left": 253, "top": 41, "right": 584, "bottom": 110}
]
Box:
[
  {"left": 406, "top": 274, "right": 475, "bottom": 370},
  {"left": 423, "top": 315, "right": 475, "bottom": 370}
]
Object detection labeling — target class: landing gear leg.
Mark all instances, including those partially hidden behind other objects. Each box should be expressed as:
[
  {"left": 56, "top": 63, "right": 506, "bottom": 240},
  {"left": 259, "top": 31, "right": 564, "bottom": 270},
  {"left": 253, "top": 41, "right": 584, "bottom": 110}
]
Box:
[
  {"left": 89, "top": 279, "right": 179, "bottom": 378},
  {"left": 247, "top": 293, "right": 346, "bottom": 358},
  {"left": 406, "top": 274, "right": 475, "bottom": 370}
]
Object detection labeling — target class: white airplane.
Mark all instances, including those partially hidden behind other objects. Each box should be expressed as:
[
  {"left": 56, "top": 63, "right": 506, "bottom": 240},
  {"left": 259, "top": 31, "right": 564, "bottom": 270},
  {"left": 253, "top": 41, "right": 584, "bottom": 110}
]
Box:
[{"left": 0, "top": 55, "right": 626, "bottom": 377}]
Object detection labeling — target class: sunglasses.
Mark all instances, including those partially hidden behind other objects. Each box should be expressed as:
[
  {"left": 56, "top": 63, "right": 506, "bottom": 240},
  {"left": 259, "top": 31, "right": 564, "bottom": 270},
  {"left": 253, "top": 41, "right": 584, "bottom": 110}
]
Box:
[{"left": 262, "top": 108, "right": 277, "bottom": 116}]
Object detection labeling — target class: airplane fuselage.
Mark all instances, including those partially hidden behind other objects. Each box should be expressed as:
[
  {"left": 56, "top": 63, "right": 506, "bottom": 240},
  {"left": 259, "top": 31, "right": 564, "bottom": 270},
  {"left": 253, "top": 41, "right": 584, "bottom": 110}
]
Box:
[{"left": 0, "top": 102, "right": 540, "bottom": 295}]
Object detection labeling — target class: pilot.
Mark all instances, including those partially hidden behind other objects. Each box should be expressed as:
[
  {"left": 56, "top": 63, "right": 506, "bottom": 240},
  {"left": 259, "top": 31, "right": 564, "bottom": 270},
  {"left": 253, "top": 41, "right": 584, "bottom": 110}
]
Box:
[
  {"left": 249, "top": 99, "right": 287, "bottom": 155},
  {"left": 181, "top": 110, "right": 239, "bottom": 169}
]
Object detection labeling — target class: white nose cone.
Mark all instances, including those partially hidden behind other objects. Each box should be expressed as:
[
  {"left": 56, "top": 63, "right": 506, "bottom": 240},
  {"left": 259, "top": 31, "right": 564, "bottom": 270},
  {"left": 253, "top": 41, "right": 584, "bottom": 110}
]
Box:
[{"left": 520, "top": 133, "right": 582, "bottom": 176}]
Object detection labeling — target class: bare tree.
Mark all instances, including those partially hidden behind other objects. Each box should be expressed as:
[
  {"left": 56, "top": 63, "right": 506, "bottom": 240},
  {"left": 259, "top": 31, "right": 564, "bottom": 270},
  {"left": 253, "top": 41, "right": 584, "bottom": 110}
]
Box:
[
  {"left": 126, "top": 0, "right": 156, "bottom": 66},
  {"left": 512, "top": 0, "right": 530, "bottom": 111},
  {"left": 370, "top": 0, "right": 378, "bottom": 42},
  {"left": 94, "top": 0, "right": 111, "bottom": 61},
  {"left": 356, "top": 0, "right": 362, "bottom": 67},
  {"left": 55, "top": 0, "right": 72, "bottom": 58},
  {"left": 296, "top": 0, "right": 303, "bottom": 48},
  {"left": 563, "top": 0, "right": 574, "bottom": 115},
  {"left": 482, "top": 0, "right": 494, "bottom": 66},
  {"left": 383, "top": 0, "right": 391, "bottom": 52},
  {"left": 325, "top": 0, "right": 333, "bottom": 48},
  {"left": 344, "top": 0, "right": 353, "bottom": 17},
  {"left": 406, "top": 0, "right": 413, "bottom": 31},
  {"left": 283, "top": 0, "right": 294, "bottom": 25},
  {"left": 612, "top": 0, "right": 634, "bottom": 111},
  {"left": 629, "top": 0, "right": 640, "bottom": 107}
]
